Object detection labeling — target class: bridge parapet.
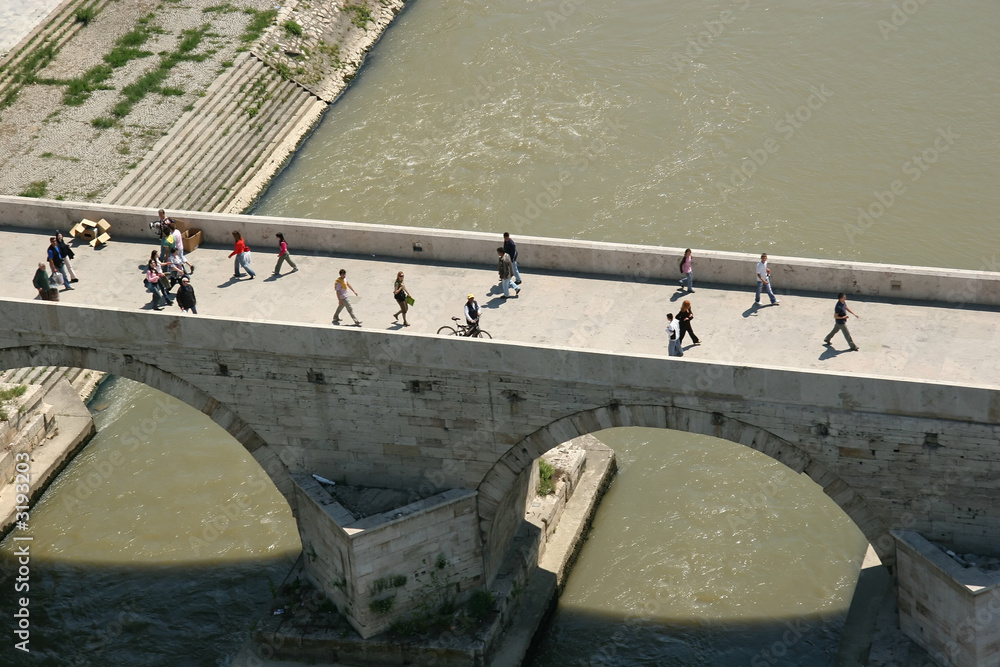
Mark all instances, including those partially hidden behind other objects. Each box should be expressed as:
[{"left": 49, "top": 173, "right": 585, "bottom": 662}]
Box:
[{"left": 2, "top": 196, "right": 999, "bottom": 305}]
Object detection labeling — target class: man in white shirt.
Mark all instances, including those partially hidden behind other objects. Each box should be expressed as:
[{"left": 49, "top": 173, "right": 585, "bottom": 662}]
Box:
[
  {"left": 169, "top": 221, "right": 194, "bottom": 274},
  {"left": 755, "top": 253, "right": 779, "bottom": 306},
  {"left": 666, "top": 313, "right": 683, "bottom": 357}
]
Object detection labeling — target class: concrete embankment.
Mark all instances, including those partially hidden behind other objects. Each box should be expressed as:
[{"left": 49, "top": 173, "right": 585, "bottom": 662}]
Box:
[
  {"left": 0, "top": 366, "right": 102, "bottom": 537},
  {"left": 0, "top": 0, "right": 409, "bottom": 212}
]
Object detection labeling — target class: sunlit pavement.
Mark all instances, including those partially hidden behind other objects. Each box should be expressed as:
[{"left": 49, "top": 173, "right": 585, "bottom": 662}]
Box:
[{"left": 2, "top": 225, "right": 998, "bottom": 389}]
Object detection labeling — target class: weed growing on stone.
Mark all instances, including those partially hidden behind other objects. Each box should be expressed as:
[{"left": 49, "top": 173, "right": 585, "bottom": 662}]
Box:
[
  {"left": 343, "top": 4, "right": 374, "bottom": 30},
  {"left": 18, "top": 181, "right": 48, "bottom": 198},
  {"left": 75, "top": 5, "right": 99, "bottom": 25},
  {"left": 0, "top": 385, "right": 27, "bottom": 402},
  {"left": 538, "top": 459, "right": 555, "bottom": 495},
  {"left": 112, "top": 25, "right": 209, "bottom": 118},
  {"left": 284, "top": 20, "right": 303, "bottom": 37},
  {"left": 242, "top": 9, "right": 277, "bottom": 44}
]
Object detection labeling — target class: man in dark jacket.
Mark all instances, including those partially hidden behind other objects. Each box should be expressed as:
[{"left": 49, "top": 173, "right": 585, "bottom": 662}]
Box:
[
  {"left": 33, "top": 263, "right": 56, "bottom": 300},
  {"left": 176, "top": 277, "right": 197, "bottom": 314},
  {"left": 503, "top": 232, "right": 521, "bottom": 284}
]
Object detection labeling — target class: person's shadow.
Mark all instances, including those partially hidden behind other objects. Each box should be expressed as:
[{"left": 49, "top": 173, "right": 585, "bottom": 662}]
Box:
[{"left": 742, "top": 303, "right": 760, "bottom": 318}]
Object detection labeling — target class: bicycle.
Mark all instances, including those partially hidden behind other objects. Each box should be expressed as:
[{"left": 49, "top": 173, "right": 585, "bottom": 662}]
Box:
[{"left": 437, "top": 317, "right": 492, "bottom": 339}]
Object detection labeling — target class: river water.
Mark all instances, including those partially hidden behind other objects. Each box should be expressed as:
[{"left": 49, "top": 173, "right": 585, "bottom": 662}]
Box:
[{"left": 3, "top": 0, "right": 997, "bottom": 665}]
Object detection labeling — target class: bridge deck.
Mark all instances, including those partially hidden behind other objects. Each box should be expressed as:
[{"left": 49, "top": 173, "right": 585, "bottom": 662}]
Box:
[{"left": 3, "top": 226, "right": 998, "bottom": 389}]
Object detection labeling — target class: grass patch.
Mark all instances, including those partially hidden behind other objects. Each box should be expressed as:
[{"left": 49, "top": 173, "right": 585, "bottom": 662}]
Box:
[
  {"left": 343, "top": 4, "right": 373, "bottom": 29},
  {"left": 92, "top": 116, "right": 115, "bottom": 128},
  {"left": 538, "top": 459, "right": 555, "bottom": 496},
  {"left": 0, "top": 385, "right": 27, "bottom": 402},
  {"left": 40, "top": 152, "right": 53, "bottom": 158},
  {"left": 18, "top": 181, "right": 48, "bottom": 198},
  {"left": 110, "top": 25, "right": 207, "bottom": 118},
  {"left": 283, "top": 20, "right": 303, "bottom": 37},
  {"left": 75, "top": 5, "right": 99, "bottom": 25},
  {"left": 242, "top": 8, "right": 277, "bottom": 43}
]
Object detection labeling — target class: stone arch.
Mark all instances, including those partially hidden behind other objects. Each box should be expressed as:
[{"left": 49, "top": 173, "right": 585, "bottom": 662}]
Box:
[
  {"left": 0, "top": 344, "right": 295, "bottom": 510},
  {"left": 477, "top": 402, "right": 892, "bottom": 581}
]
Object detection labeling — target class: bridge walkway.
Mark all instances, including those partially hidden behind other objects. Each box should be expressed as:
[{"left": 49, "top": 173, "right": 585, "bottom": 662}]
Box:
[{"left": 2, "top": 226, "right": 998, "bottom": 390}]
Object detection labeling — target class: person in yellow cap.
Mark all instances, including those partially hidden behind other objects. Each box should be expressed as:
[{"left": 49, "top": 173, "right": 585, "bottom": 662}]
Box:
[{"left": 464, "top": 294, "right": 481, "bottom": 336}]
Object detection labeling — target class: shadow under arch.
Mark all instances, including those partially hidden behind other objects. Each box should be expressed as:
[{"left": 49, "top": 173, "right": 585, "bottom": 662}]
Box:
[
  {"left": 0, "top": 343, "right": 296, "bottom": 511},
  {"left": 477, "top": 402, "right": 893, "bottom": 580}
]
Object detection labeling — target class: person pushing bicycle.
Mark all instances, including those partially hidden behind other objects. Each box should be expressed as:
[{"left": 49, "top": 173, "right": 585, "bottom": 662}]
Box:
[{"left": 464, "top": 294, "right": 481, "bottom": 337}]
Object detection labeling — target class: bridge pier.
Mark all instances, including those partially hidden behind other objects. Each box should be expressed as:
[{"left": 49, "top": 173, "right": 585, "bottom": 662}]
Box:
[{"left": 292, "top": 474, "right": 484, "bottom": 639}]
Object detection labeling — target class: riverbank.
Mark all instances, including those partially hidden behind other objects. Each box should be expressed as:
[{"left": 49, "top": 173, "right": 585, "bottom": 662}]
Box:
[
  {"left": 0, "top": 0, "right": 409, "bottom": 212},
  {"left": 0, "top": 366, "right": 102, "bottom": 537}
]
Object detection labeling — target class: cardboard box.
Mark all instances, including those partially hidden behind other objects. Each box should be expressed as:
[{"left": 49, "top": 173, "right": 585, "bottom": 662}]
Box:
[{"left": 182, "top": 229, "right": 202, "bottom": 253}]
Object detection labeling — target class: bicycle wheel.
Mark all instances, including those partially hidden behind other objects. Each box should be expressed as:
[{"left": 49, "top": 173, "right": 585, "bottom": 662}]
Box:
[
  {"left": 436, "top": 326, "right": 458, "bottom": 336},
  {"left": 475, "top": 329, "right": 492, "bottom": 339}
]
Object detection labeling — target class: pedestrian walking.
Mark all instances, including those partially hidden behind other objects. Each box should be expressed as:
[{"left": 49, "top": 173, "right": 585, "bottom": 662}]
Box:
[
  {"left": 503, "top": 232, "right": 522, "bottom": 284},
  {"left": 229, "top": 231, "right": 255, "bottom": 279},
  {"left": 166, "top": 247, "right": 189, "bottom": 286},
  {"left": 46, "top": 237, "right": 73, "bottom": 290},
  {"left": 755, "top": 253, "right": 779, "bottom": 305},
  {"left": 666, "top": 313, "right": 683, "bottom": 357},
  {"left": 175, "top": 277, "right": 197, "bottom": 314},
  {"left": 333, "top": 269, "right": 361, "bottom": 326},
  {"left": 676, "top": 300, "right": 700, "bottom": 346},
  {"left": 55, "top": 232, "right": 79, "bottom": 282},
  {"left": 465, "top": 294, "right": 481, "bottom": 336},
  {"left": 678, "top": 248, "right": 693, "bottom": 292},
  {"left": 823, "top": 293, "right": 860, "bottom": 351},
  {"left": 393, "top": 271, "right": 411, "bottom": 326},
  {"left": 274, "top": 233, "right": 298, "bottom": 275},
  {"left": 497, "top": 247, "right": 519, "bottom": 299},
  {"left": 155, "top": 209, "right": 176, "bottom": 261},
  {"left": 33, "top": 262, "right": 53, "bottom": 300},
  {"left": 170, "top": 222, "right": 194, "bottom": 274},
  {"left": 147, "top": 250, "right": 173, "bottom": 306}
]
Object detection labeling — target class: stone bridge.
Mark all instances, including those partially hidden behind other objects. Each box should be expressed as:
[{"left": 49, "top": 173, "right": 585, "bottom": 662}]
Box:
[
  {"left": 1, "top": 198, "right": 999, "bottom": 661},
  {"left": 1, "top": 296, "right": 997, "bottom": 642}
]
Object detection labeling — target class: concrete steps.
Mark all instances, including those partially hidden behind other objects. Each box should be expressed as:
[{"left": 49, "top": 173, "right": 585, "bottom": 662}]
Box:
[
  {"left": 0, "top": 0, "right": 115, "bottom": 106},
  {"left": 102, "top": 52, "right": 326, "bottom": 213}
]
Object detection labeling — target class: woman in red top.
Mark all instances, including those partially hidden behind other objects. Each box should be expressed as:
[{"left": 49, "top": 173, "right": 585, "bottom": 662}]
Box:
[{"left": 229, "top": 231, "right": 256, "bottom": 279}]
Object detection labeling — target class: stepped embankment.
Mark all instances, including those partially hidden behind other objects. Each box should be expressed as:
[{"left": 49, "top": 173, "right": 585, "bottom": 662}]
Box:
[{"left": 0, "top": 0, "right": 408, "bottom": 212}]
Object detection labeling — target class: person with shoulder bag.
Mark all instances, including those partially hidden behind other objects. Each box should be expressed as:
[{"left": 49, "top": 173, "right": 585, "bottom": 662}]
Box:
[
  {"left": 55, "top": 232, "right": 79, "bottom": 283},
  {"left": 229, "top": 231, "right": 256, "bottom": 279},
  {"left": 393, "top": 271, "right": 412, "bottom": 326}
]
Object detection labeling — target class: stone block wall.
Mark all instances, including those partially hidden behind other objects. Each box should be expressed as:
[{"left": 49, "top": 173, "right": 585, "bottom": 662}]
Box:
[
  {"left": 293, "top": 474, "right": 483, "bottom": 639},
  {"left": 0, "top": 300, "right": 998, "bottom": 595},
  {"left": 894, "top": 530, "right": 1000, "bottom": 667}
]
